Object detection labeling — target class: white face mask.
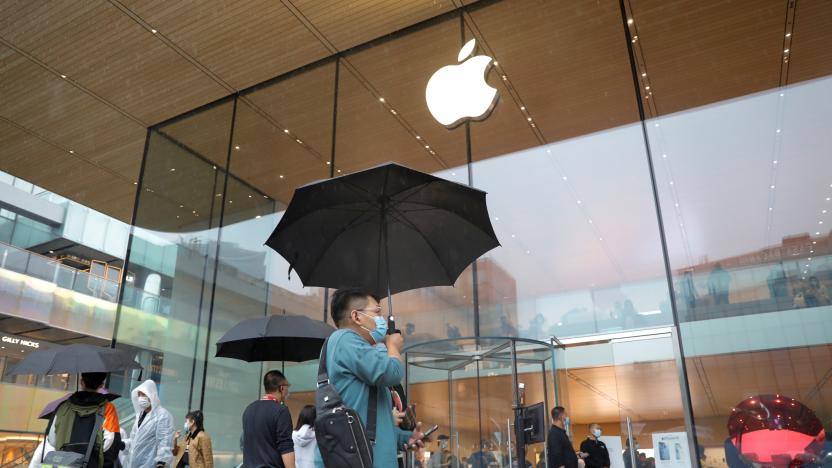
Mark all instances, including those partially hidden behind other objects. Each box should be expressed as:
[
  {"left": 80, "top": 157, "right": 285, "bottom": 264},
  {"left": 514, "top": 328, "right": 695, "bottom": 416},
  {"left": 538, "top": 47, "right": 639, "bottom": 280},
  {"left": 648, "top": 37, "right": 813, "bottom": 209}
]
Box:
[
  {"left": 184, "top": 421, "right": 191, "bottom": 432},
  {"left": 593, "top": 429, "right": 602, "bottom": 438},
  {"left": 137, "top": 396, "right": 151, "bottom": 409}
]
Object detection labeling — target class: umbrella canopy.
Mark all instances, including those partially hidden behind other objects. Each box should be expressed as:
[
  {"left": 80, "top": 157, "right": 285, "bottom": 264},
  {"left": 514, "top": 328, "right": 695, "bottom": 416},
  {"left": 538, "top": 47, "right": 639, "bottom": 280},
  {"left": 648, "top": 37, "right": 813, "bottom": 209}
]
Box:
[
  {"left": 7, "top": 343, "right": 142, "bottom": 376},
  {"left": 39, "top": 389, "right": 120, "bottom": 420},
  {"left": 266, "top": 162, "right": 500, "bottom": 300},
  {"left": 216, "top": 314, "right": 336, "bottom": 362}
]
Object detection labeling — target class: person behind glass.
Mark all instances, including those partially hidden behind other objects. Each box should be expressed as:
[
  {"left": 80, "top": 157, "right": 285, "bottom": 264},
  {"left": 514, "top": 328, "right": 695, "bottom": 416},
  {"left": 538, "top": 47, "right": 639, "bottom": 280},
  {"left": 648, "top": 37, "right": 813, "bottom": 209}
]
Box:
[
  {"left": 622, "top": 439, "right": 642, "bottom": 468},
  {"left": 242, "top": 370, "right": 294, "bottom": 468},
  {"left": 314, "top": 288, "right": 425, "bottom": 468},
  {"left": 467, "top": 440, "right": 496, "bottom": 468},
  {"left": 547, "top": 407, "right": 578, "bottom": 468},
  {"left": 579, "top": 424, "right": 609, "bottom": 468},
  {"left": 707, "top": 263, "right": 731, "bottom": 306},
  {"left": 291, "top": 405, "right": 316, "bottom": 468},
  {"left": 172, "top": 410, "right": 213, "bottom": 468}
]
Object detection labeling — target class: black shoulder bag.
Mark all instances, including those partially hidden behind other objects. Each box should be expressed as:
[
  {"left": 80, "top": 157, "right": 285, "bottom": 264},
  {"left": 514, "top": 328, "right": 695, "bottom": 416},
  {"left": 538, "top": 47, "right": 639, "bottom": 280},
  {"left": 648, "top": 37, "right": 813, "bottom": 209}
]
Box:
[{"left": 315, "top": 338, "right": 378, "bottom": 468}]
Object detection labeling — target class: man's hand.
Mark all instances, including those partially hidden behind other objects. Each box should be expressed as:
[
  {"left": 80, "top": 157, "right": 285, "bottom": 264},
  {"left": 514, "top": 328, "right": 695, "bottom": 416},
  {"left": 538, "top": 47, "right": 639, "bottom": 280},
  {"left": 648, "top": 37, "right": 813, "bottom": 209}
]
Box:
[
  {"left": 392, "top": 408, "right": 405, "bottom": 427},
  {"left": 403, "top": 421, "right": 425, "bottom": 451},
  {"left": 385, "top": 332, "right": 404, "bottom": 358}
]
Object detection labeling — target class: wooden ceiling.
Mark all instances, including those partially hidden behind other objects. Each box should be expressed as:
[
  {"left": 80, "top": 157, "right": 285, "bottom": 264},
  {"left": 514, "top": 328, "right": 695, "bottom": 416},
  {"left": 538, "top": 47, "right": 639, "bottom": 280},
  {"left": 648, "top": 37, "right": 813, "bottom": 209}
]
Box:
[{"left": 1, "top": 0, "right": 830, "bottom": 225}]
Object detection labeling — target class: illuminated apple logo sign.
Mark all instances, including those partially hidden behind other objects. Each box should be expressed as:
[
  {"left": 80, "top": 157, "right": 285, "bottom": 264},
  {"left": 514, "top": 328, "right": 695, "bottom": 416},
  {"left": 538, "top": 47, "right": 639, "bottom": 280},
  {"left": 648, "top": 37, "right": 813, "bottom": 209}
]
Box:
[{"left": 426, "top": 39, "right": 498, "bottom": 128}]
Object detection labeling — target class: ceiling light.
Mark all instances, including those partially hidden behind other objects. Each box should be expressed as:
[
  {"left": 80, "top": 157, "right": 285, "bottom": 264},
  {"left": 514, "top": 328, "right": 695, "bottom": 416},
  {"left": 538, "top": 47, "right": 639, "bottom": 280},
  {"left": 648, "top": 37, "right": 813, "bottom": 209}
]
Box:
[
  {"left": 337, "top": 169, "right": 341, "bottom": 173},
  {"left": 430, "top": 150, "right": 436, "bottom": 155},
  {"left": 192, "top": 210, "right": 196, "bottom": 214},
  {"left": 263, "top": 195, "right": 268, "bottom": 198},
  {"left": 176, "top": 215, "right": 180, "bottom": 219},
  {"left": 494, "top": 217, "right": 499, "bottom": 221},
  {"left": 562, "top": 176, "right": 567, "bottom": 181},
  {"left": 169, "top": 168, "right": 176, "bottom": 172},
  {"left": 379, "top": 97, "right": 385, "bottom": 102},
  {"left": 501, "top": 75, "right": 507, "bottom": 81},
  {"left": 279, "top": 175, "right": 284, "bottom": 179},
  {"left": 669, "top": 181, "right": 674, "bottom": 185},
  {"left": 633, "top": 35, "right": 638, "bottom": 41},
  {"left": 234, "top": 145, "right": 240, "bottom": 150},
  {"left": 769, "top": 207, "right": 773, "bottom": 211},
  {"left": 786, "top": 33, "right": 791, "bottom": 37},
  {"left": 256, "top": 215, "right": 262, "bottom": 219},
  {"left": 820, "top": 221, "right": 824, "bottom": 225},
  {"left": 627, "top": 18, "right": 634, "bottom": 25},
  {"left": 770, "top": 185, "right": 775, "bottom": 189},
  {"left": 826, "top": 197, "right": 831, "bottom": 201},
  {"left": 576, "top": 200, "right": 582, "bottom": 204},
  {"left": 645, "top": 86, "right": 650, "bottom": 90},
  {"left": 133, "top": 182, "right": 138, "bottom": 185},
  {"left": 284, "top": 129, "right": 289, "bottom": 134},
  {"left": 662, "top": 154, "right": 667, "bottom": 158},
  {"left": 641, "top": 72, "right": 647, "bottom": 77},
  {"left": 49, "top": 250, "right": 54, "bottom": 254},
  {"left": 213, "top": 165, "right": 217, "bottom": 169},
  {"left": 773, "top": 160, "right": 778, "bottom": 164},
  {"left": 179, "top": 205, "right": 183, "bottom": 208},
  {"left": 451, "top": 172, "right": 456, "bottom": 176},
  {"left": 654, "top": 123, "right": 660, "bottom": 128},
  {"left": 248, "top": 195, "right": 252, "bottom": 198},
  {"left": 776, "top": 129, "right": 781, "bottom": 133},
  {"left": 296, "top": 139, "right": 303, "bottom": 144},
  {"left": 416, "top": 136, "right": 421, "bottom": 140},
  {"left": 823, "top": 210, "right": 828, "bottom": 214},
  {"left": 69, "top": 149, "right": 74, "bottom": 154},
  {"left": 511, "top": 234, "right": 515, "bottom": 238},
  {"left": 326, "top": 161, "right": 331, "bottom": 165},
  {"left": 527, "top": 117, "right": 532, "bottom": 122},
  {"left": 60, "top": 74, "right": 67, "bottom": 79},
  {"left": 390, "top": 109, "right": 397, "bottom": 115},
  {"left": 784, "top": 49, "right": 790, "bottom": 53},
  {"left": 780, "top": 93, "right": 785, "bottom": 97},
  {"left": 425, "top": 145, "right": 430, "bottom": 149},
  {"left": 151, "top": 29, "right": 157, "bottom": 34},
  {"left": 520, "top": 106, "right": 526, "bottom": 111},
  {"left": 816, "top": 232, "right": 821, "bottom": 235},
  {"left": 228, "top": 200, "right": 233, "bottom": 204}
]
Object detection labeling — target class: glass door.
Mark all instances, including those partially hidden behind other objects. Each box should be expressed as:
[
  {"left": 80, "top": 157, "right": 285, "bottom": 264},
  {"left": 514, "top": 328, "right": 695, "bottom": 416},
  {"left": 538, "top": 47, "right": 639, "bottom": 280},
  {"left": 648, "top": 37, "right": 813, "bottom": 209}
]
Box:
[{"left": 553, "top": 330, "right": 697, "bottom": 468}]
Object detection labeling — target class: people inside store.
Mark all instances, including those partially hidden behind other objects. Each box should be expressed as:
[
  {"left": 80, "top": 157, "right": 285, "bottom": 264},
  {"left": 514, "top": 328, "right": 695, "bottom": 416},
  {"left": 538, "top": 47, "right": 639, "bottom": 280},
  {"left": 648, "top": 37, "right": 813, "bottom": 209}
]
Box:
[
  {"left": 172, "top": 410, "right": 213, "bottom": 468},
  {"left": 579, "top": 424, "right": 610, "bottom": 468},
  {"left": 467, "top": 440, "right": 497, "bottom": 468},
  {"left": 428, "top": 434, "right": 459, "bottom": 468},
  {"left": 314, "top": 288, "right": 424, "bottom": 467},
  {"left": 291, "top": 405, "right": 317, "bottom": 468},
  {"left": 622, "top": 438, "right": 642, "bottom": 468},
  {"left": 707, "top": 263, "right": 731, "bottom": 306},
  {"left": 41, "top": 372, "right": 122, "bottom": 468},
  {"left": 547, "top": 407, "right": 578, "bottom": 468},
  {"left": 126, "top": 379, "right": 175, "bottom": 468},
  {"left": 242, "top": 370, "right": 295, "bottom": 468}
]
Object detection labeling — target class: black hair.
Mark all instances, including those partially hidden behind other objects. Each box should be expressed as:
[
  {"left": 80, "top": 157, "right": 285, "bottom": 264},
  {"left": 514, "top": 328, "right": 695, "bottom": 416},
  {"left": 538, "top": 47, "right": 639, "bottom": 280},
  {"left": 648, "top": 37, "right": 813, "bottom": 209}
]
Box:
[
  {"left": 551, "top": 406, "right": 566, "bottom": 421},
  {"left": 295, "top": 405, "right": 316, "bottom": 430},
  {"left": 263, "top": 370, "right": 287, "bottom": 393},
  {"left": 186, "top": 410, "right": 205, "bottom": 433},
  {"left": 81, "top": 372, "right": 107, "bottom": 390},
  {"left": 330, "top": 288, "right": 378, "bottom": 325}
]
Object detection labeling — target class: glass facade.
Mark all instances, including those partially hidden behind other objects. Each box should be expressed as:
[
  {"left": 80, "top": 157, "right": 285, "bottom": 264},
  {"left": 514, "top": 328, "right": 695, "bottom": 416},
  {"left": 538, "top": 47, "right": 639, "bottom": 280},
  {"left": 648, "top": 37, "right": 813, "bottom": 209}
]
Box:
[{"left": 2, "top": 1, "right": 829, "bottom": 467}]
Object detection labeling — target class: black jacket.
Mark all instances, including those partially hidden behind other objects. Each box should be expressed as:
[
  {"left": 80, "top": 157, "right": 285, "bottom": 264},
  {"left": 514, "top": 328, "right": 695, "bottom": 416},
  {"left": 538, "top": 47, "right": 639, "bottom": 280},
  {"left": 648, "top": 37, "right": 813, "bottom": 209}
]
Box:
[
  {"left": 241, "top": 400, "right": 294, "bottom": 468},
  {"left": 580, "top": 438, "right": 610, "bottom": 468},
  {"left": 547, "top": 426, "right": 577, "bottom": 468}
]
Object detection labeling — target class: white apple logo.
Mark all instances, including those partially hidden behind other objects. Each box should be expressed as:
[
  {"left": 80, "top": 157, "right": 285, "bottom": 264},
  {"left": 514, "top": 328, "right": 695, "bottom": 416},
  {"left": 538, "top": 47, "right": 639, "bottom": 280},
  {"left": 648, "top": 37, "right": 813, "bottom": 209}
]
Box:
[{"left": 426, "top": 39, "right": 499, "bottom": 128}]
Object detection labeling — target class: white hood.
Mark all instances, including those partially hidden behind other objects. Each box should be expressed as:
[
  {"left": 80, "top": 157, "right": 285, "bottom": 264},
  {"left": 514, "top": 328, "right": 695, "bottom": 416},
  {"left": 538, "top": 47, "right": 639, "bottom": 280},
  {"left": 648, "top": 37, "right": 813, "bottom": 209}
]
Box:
[
  {"left": 292, "top": 424, "right": 316, "bottom": 447},
  {"left": 131, "top": 379, "right": 162, "bottom": 417}
]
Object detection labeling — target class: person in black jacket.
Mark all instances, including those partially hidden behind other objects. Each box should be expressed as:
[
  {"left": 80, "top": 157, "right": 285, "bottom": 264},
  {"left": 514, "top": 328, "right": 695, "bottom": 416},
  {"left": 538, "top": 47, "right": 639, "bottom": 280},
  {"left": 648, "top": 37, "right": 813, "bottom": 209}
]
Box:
[
  {"left": 547, "top": 407, "right": 578, "bottom": 468},
  {"left": 241, "top": 370, "right": 294, "bottom": 468},
  {"left": 579, "top": 424, "right": 610, "bottom": 468}
]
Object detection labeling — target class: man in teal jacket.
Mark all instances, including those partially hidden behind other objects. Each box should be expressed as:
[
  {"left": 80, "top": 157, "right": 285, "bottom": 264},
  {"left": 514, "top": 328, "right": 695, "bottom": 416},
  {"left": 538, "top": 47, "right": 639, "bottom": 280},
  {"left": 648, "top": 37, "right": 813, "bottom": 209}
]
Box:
[{"left": 315, "top": 288, "right": 424, "bottom": 467}]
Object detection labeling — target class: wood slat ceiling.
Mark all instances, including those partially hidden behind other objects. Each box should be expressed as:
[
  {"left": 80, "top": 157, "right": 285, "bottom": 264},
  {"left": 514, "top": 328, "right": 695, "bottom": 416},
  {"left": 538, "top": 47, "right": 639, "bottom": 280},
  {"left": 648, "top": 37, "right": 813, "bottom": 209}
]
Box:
[{"left": 0, "top": 0, "right": 830, "bottom": 225}]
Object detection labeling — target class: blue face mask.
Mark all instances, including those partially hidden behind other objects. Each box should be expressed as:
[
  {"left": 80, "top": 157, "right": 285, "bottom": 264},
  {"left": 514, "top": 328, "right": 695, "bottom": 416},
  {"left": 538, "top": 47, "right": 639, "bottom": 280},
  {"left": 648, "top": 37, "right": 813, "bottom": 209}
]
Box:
[{"left": 360, "top": 313, "right": 388, "bottom": 343}]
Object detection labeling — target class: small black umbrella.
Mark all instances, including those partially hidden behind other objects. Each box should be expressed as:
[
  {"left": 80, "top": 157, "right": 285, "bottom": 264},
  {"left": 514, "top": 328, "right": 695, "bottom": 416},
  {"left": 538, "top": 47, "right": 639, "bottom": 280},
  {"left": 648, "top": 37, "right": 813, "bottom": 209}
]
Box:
[
  {"left": 216, "top": 314, "right": 336, "bottom": 362},
  {"left": 7, "top": 343, "right": 142, "bottom": 376},
  {"left": 265, "top": 162, "right": 499, "bottom": 316}
]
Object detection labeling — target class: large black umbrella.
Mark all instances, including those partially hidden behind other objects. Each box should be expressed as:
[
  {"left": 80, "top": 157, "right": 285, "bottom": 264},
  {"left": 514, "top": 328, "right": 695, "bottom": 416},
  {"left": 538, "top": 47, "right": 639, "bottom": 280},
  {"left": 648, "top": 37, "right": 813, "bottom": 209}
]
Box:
[
  {"left": 7, "top": 343, "right": 142, "bottom": 376},
  {"left": 216, "top": 314, "right": 336, "bottom": 362},
  {"left": 266, "top": 162, "right": 499, "bottom": 315},
  {"left": 38, "top": 389, "right": 120, "bottom": 420}
]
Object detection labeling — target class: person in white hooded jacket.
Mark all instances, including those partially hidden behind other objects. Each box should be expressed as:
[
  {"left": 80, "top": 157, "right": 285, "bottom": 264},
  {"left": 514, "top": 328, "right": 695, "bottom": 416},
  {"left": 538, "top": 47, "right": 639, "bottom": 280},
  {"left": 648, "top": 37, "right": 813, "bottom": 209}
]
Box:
[
  {"left": 125, "top": 380, "right": 175, "bottom": 468},
  {"left": 291, "top": 405, "right": 317, "bottom": 468}
]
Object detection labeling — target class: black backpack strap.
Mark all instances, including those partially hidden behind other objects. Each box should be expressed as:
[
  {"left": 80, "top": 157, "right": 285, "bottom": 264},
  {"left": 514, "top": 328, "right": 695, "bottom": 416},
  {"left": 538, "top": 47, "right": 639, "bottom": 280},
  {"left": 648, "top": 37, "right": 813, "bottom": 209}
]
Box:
[
  {"left": 366, "top": 385, "right": 378, "bottom": 443},
  {"left": 82, "top": 407, "right": 105, "bottom": 468},
  {"left": 317, "top": 338, "right": 329, "bottom": 386}
]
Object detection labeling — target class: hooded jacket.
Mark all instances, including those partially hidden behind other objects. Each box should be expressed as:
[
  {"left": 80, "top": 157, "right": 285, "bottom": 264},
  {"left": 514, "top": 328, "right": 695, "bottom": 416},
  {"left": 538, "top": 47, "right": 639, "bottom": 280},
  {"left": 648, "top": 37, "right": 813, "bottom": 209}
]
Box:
[
  {"left": 125, "top": 380, "right": 174, "bottom": 468},
  {"left": 291, "top": 424, "right": 317, "bottom": 468}
]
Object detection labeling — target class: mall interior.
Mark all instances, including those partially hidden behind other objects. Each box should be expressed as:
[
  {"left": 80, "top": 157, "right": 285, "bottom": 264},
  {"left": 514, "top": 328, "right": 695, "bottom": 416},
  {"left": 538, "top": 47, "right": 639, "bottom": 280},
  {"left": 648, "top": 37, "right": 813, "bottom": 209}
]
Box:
[{"left": 1, "top": 0, "right": 831, "bottom": 467}]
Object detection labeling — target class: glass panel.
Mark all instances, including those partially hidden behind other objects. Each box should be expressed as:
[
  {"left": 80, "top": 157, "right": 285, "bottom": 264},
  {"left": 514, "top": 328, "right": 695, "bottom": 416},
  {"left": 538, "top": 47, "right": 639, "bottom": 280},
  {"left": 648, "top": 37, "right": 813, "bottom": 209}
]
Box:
[{"left": 113, "top": 99, "right": 235, "bottom": 434}]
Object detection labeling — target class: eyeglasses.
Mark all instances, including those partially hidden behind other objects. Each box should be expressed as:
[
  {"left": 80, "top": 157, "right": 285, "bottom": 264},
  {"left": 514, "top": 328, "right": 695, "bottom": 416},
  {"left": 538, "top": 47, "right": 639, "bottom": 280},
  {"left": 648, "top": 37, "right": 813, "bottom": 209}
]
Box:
[{"left": 354, "top": 306, "right": 382, "bottom": 316}]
